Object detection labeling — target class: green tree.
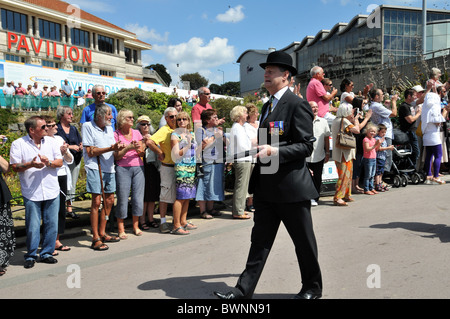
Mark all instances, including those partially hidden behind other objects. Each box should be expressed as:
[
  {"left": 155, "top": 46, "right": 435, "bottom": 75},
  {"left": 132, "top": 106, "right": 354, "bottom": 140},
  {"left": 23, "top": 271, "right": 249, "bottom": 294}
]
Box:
[
  {"left": 209, "top": 83, "right": 222, "bottom": 95},
  {"left": 145, "top": 63, "right": 172, "bottom": 86},
  {"left": 221, "top": 81, "right": 240, "bottom": 96},
  {"left": 180, "top": 72, "right": 208, "bottom": 90}
]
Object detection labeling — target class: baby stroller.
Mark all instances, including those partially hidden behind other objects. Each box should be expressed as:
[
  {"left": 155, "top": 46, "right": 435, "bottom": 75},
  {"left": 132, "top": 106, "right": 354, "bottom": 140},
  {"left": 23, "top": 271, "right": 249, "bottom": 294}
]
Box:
[{"left": 383, "top": 128, "right": 424, "bottom": 188}]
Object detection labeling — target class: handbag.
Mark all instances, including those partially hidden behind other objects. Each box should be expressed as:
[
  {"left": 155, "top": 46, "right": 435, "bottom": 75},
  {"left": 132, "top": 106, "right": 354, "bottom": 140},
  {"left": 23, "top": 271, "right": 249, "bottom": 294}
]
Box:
[{"left": 336, "top": 118, "right": 356, "bottom": 149}]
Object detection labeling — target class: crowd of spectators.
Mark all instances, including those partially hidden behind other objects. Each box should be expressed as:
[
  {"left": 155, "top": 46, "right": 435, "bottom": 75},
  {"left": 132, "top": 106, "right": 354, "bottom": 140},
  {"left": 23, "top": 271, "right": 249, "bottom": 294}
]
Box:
[
  {"left": 1, "top": 79, "right": 94, "bottom": 109},
  {"left": 1, "top": 66, "right": 450, "bottom": 272},
  {"left": 304, "top": 66, "right": 450, "bottom": 207}
]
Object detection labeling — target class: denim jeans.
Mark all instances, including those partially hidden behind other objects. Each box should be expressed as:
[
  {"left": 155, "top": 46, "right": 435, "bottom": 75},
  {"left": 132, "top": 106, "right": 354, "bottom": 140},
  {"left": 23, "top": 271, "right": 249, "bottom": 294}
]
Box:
[
  {"left": 406, "top": 131, "right": 420, "bottom": 167},
  {"left": 363, "top": 158, "right": 376, "bottom": 192},
  {"left": 24, "top": 195, "right": 59, "bottom": 261},
  {"left": 115, "top": 165, "right": 145, "bottom": 219}
]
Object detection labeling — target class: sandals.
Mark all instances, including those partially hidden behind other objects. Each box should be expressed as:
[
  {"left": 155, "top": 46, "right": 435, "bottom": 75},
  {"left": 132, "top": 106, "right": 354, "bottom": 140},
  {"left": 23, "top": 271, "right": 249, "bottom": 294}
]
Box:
[
  {"left": 232, "top": 214, "right": 251, "bottom": 219},
  {"left": 433, "top": 178, "right": 446, "bottom": 185},
  {"left": 55, "top": 244, "right": 71, "bottom": 251},
  {"left": 91, "top": 238, "right": 109, "bottom": 251},
  {"left": 139, "top": 223, "right": 151, "bottom": 230},
  {"left": 208, "top": 209, "right": 222, "bottom": 217},
  {"left": 334, "top": 200, "right": 348, "bottom": 206},
  {"left": 118, "top": 232, "right": 128, "bottom": 240},
  {"left": 183, "top": 222, "right": 198, "bottom": 230},
  {"left": 101, "top": 234, "right": 121, "bottom": 243},
  {"left": 201, "top": 211, "right": 214, "bottom": 219},
  {"left": 171, "top": 227, "right": 190, "bottom": 235},
  {"left": 148, "top": 220, "right": 159, "bottom": 228}
]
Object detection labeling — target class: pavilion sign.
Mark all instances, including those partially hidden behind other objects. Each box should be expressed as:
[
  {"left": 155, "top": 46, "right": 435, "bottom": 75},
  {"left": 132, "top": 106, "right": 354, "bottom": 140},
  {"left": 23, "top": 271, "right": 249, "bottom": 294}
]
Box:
[{"left": 7, "top": 31, "right": 92, "bottom": 64}]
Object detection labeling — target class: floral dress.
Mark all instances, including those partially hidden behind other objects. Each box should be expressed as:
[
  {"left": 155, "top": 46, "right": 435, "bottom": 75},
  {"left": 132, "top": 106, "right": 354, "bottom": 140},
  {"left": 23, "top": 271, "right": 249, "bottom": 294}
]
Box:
[
  {"left": 172, "top": 131, "right": 197, "bottom": 199},
  {"left": 0, "top": 173, "right": 15, "bottom": 269}
]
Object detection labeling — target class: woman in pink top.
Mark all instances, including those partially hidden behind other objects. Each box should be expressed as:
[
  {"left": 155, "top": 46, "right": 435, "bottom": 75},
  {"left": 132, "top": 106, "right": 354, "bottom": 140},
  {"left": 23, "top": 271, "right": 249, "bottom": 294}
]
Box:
[
  {"left": 362, "top": 123, "right": 382, "bottom": 195},
  {"left": 113, "top": 109, "right": 145, "bottom": 238}
]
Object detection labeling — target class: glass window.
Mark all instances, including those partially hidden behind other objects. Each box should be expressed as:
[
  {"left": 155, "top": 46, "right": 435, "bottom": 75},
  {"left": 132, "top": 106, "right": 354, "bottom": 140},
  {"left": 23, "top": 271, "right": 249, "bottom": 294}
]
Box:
[
  {"left": 98, "top": 35, "right": 114, "bottom": 53},
  {"left": 71, "top": 28, "right": 90, "bottom": 48},
  {"left": 125, "top": 47, "right": 131, "bottom": 62},
  {"left": 384, "top": 10, "right": 391, "bottom": 23},
  {"left": 433, "top": 35, "right": 447, "bottom": 51},
  {"left": 385, "top": 22, "right": 391, "bottom": 35},
  {"left": 397, "top": 11, "right": 404, "bottom": 24},
  {"left": 1, "top": 9, "right": 28, "bottom": 34},
  {"left": 391, "top": 24, "right": 397, "bottom": 35},
  {"left": 39, "top": 19, "right": 61, "bottom": 41},
  {"left": 384, "top": 35, "right": 391, "bottom": 50},
  {"left": 404, "top": 24, "right": 410, "bottom": 36}
]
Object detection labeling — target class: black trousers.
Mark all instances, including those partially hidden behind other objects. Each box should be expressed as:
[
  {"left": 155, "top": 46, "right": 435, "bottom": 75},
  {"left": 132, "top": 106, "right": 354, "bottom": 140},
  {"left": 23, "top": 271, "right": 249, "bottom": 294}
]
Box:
[
  {"left": 57, "top": 175, "right": 67, "bottom": 235},
  {"left": 307, "top": 159, "right": 325, "bottom": 201},
  {"left": 234, "top": 199, "right": 322, "bottom": 298}
]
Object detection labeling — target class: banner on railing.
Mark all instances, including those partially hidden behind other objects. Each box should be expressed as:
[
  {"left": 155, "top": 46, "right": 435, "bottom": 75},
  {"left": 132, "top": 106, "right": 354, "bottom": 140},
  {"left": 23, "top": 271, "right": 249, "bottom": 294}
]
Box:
[{"left": 0, "top": 60, "right": 163, "bottom": 96}]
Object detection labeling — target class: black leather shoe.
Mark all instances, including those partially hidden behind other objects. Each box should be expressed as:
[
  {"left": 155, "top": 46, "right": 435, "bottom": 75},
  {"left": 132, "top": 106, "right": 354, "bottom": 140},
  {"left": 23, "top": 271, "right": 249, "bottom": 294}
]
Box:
[
  {"left": 66, "top": 211, "right": 80, "bottom": 219},
  {"left": 24, "top": 260, "right": 35, "bottom": 269},
  {"left": 214, "top": 291, "right": 243, "bottom": 300},
  {"left": 40, "top": 256, "right": 58, "bottom": 264},
  {"left": 293, "top": 290, "right": 322, "bottom": 299}
]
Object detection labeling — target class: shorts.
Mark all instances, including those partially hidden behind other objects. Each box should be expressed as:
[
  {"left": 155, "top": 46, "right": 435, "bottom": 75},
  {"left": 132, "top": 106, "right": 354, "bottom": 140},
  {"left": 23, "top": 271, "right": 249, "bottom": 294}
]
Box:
[
  {"left": 376, "top": 158, "right": 386, "bottom": 176},
  {"left": 86, "top": 168, "right": 116, "bottom": 194},
  {"left": 159, "top": 164, "right": 176, "bottom": 204}
]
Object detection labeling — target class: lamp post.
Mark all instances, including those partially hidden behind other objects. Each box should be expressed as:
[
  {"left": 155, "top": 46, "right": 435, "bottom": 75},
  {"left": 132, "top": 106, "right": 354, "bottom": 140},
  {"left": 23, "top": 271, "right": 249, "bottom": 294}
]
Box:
[
  {"left": 422, "top": 0, "right": 427, "bottom": 55},
  {"left": 177, "top": 63, "right": 180, "bottom": 88},
  {"left": 218, "top": 69, "right": 224, "bottom": 85}
]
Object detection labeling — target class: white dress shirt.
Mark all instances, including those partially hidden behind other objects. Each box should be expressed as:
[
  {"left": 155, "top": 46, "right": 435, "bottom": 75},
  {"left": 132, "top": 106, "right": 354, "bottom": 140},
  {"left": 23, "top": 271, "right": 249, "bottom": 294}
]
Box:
[{"left": 10, "top": 135, "right": 62, "bottom": 201}]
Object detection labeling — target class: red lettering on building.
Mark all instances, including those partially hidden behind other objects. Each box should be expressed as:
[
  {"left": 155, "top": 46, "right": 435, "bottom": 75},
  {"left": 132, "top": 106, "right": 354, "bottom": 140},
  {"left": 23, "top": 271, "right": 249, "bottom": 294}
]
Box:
[
  {"left": 69, "top": 46, "right": 80, "bottom": 62},
  {"left": 7, "top": 32, "right": 18, "bottom": 49},
  {"left": 53, "top": 42, "right": 62, "bottom": 59},
  {"left": 6, "top": 32, "right": 92, "bottom": 65},
  {"left": 30, "top": 38, "right": 43, "bottom": 55},
  {"left": 82, "top": 49, "right": 92, "bottom": 64},
  {"left": 17, "top": 35, "right": 30, "bottom": 52}
]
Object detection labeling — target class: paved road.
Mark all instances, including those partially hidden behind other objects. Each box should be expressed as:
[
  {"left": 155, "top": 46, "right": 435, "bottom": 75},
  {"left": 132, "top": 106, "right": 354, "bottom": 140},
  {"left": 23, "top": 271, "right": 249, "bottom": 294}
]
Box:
[{"left": 2, "top": 176, "right": 450, "bottom": 301}]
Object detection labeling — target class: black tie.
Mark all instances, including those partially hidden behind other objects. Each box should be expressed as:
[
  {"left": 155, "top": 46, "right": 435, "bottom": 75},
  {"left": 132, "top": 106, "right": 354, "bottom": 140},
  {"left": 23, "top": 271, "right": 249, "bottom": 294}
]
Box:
[{"left": 268, "top": 96, "right": 274, "bottom": 116}]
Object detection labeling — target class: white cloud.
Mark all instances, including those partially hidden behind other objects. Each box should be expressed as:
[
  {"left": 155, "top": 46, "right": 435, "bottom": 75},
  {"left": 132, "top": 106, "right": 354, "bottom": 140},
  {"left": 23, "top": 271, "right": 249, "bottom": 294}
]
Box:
[
  {"left": 153, "top": 37, "right": 235, "bottom": 85},
  {"left": 125, "top": 24, "right": 169, "bottom": 43},
  {"left": 216, "top": 5, "right": 245, "bottom": 23}
]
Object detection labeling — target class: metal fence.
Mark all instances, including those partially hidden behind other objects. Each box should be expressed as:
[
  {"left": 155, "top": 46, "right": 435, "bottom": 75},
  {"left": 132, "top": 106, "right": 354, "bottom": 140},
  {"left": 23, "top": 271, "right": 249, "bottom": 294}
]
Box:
[{"left": 0, "top": 94, "right": 94, "bottom": 110}]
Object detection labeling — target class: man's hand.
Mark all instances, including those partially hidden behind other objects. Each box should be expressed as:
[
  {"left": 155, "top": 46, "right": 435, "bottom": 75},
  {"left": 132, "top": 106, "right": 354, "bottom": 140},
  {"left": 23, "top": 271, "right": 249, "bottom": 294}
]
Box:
[{"left": 256, "top": 144, "right": 279, "bottom": 159}]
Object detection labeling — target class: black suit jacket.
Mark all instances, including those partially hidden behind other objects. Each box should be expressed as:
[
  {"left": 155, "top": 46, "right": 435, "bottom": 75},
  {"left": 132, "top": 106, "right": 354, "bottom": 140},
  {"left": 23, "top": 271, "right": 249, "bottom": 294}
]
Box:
[{"left": 249, "top": 88, "right": 319, "bottom": 203}]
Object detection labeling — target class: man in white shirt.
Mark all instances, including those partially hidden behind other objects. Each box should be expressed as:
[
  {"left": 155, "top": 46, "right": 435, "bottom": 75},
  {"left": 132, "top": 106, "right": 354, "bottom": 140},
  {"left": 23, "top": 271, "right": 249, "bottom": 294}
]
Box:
[
  {"left": 82, "top": 103, "right": 125, "bottom": 250},
  {"left": 369, "top": 88, "right": 398, "bottom": 172},
  {"left": 10, "top": 116, "right": 63, "bottom": 269}
]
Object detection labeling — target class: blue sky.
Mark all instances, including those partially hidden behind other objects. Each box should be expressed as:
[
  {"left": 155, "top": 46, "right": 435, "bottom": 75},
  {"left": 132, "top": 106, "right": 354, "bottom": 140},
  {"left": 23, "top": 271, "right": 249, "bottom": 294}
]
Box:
[{"left": 69, "top": 0, "right": 448, "bottom": 86}]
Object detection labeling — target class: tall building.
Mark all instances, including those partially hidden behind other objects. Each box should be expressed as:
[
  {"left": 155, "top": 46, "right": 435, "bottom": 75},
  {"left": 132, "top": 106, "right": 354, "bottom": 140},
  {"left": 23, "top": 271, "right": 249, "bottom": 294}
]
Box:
[
  {"left": 0, "top": 0, "right": 165, "bottom": 85},
  {"left": 238, "top": 5, "right": 450, "bottom": 96}
]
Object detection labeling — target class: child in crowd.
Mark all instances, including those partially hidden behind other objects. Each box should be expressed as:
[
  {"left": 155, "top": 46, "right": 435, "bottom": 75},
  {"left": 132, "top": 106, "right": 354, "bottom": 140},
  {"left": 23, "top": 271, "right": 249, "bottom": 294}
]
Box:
[
  {"left": 374, "top": 124, "right": 394, "bottom": 191},
  {"left": 363, "top": 123, "right": 382, "bottom": 195}
]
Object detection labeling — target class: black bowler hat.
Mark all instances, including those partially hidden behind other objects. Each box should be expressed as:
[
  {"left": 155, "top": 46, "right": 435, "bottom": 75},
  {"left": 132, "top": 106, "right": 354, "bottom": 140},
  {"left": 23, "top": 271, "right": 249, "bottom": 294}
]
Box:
[{"left": 260, "top": 51, "right": 297, "bottom": 76}]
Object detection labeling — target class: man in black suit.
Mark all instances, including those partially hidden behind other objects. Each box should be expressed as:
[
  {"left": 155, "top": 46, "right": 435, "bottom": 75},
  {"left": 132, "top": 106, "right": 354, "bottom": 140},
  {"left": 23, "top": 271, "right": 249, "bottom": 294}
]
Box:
[{"left": 214, "top": 51, "right": 323, "bottom": 299}]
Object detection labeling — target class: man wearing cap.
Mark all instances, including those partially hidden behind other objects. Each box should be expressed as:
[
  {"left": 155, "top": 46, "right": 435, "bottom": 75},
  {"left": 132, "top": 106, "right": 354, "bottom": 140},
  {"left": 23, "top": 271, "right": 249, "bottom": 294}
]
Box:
[{"left": 214, "top": 51, "right": 322, "bottom": 300}]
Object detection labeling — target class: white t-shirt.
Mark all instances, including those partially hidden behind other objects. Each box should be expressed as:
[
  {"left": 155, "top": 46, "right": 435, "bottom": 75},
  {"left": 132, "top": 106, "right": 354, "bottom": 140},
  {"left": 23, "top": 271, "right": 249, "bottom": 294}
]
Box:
[
  {"left": 307, "top": 116, "right": 331, "bottom": 163},
  {"left": 340, "top": 91, "right": 354, "bottom": 108},
  {"left": 228, "top": 122, "right": 252, "bottom": 162},
  {"left": 81, "top": 121, "right": 116, "bottom": 173}
]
